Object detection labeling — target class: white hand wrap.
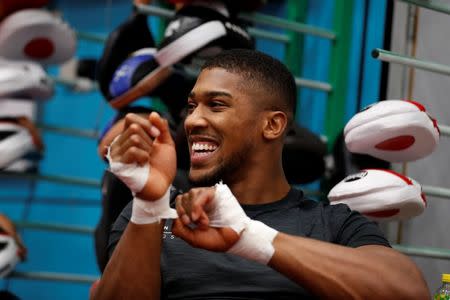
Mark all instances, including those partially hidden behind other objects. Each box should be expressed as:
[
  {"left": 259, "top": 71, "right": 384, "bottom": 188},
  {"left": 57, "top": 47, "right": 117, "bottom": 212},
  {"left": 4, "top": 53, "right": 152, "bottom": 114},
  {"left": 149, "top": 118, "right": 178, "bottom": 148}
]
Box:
[
  {"left": 209, "top": 183, "right": 250, "bottom": 233},
  {"left": 105, "top": 135, "right": 177, "bottom": 224},
  {"left": 212, "top": 183, "right": 279, "bottom": 265},
  {"left": 131, "top": 188, "right": 177, "bottom": 224},
  {"left": 227, "top": 220, "right": 278, "bottom": 265},
  {"left": 105, "top": 136, "right": 149, "bottom": 194}
]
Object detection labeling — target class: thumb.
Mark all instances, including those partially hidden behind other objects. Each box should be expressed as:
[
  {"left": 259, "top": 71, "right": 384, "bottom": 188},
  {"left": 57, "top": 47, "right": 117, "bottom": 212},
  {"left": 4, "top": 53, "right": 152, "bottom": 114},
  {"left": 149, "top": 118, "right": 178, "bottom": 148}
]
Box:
[
  {"left": 172, "top": 219, "right": 196, "bottom": 243},
  {"left": 149, "top": 112, "right": 173, "bottom": 145}
]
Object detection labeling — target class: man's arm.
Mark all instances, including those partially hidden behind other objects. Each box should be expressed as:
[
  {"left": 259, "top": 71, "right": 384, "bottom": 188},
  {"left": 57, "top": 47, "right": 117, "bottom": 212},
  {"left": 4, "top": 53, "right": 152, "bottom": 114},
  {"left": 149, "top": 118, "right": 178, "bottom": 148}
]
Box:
[
  {"left": 269, "top": 233, "right": 429, "bottom": 299},
  {"left": 92, "top": 112, "right": 177, "bottom": 300},
  {"left": 93, "top": 222, "right": 164, "bottom": 300},
  {"left": 173, "top": 185, "right": 430, "bottom": 300}
]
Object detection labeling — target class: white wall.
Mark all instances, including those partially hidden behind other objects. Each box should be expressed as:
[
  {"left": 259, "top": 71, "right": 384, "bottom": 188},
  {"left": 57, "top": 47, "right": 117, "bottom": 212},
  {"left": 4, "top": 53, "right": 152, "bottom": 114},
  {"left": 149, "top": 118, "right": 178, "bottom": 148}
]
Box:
[{"left": 386, "top": 1, "right": 450, "bottom": 294}]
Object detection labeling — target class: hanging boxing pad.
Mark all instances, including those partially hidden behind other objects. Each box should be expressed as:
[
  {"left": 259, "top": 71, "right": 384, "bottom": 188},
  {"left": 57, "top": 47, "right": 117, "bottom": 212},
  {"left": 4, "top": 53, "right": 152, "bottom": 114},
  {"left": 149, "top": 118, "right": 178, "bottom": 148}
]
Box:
[
  {"left": 0, "top": 116, "right": 43, "bottom": 171},
  {"left": 344, "top": 100, "right": 440, "bottom": 162},
  {"left": 0, "top": 0, "right": 48, "bottom": 20},
  {"left": 97, "top": 12, "right": 155, "bottom": 101},
  {"left": 0, "top": 9, "right": 76, "bottom": 64},
  {"left": 0, "top": 234, "right": 20, "bottom": 278},
  {"left": 328, "top": 169, "right": 426, "bottom": 222},
  {"left": 0, "top": 59, "right": 53, "bottom": 100}
]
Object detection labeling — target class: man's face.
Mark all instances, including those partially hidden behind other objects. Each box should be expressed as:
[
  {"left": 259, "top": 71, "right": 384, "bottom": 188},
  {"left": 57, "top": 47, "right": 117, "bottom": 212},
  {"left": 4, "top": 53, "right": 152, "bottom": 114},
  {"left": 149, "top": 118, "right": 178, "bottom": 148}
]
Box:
[{"left": 185, "top": 68, "right": 262, "bottom": 186}]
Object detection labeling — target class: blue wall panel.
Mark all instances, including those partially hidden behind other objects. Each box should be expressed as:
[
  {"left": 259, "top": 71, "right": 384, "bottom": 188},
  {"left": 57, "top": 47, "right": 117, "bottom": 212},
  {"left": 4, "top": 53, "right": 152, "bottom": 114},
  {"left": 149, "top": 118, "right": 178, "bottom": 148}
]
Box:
[
  {"left": 298, "top": 0, "right": 334, "bottom": 135},
  {"left": 359, "top": 0, "right": 388, "bottom": 109},
  {"left": 0, "top": 0, "right": 388, "bottom": 298}
]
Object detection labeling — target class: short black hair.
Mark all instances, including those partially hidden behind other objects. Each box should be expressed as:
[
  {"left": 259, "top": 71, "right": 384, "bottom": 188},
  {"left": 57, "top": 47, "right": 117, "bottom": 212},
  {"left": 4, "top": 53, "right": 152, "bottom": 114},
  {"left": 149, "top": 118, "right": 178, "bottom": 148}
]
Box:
[{"left": 201, "top": 49, "right": 297, "bottom": 122}]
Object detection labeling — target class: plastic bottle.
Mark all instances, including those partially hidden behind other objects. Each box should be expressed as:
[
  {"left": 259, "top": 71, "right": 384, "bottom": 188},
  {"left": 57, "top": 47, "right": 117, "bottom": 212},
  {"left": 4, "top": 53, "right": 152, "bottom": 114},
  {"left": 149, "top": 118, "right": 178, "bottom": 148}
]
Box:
[{"left": 434, "top": 274, "right": 450, "bottom": 300}]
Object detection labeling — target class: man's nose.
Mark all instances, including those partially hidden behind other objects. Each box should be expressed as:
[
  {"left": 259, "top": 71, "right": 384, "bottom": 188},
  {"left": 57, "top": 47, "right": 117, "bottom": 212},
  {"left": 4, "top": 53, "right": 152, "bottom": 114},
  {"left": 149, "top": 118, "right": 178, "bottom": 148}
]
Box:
[{"left": 184, "top": 105, "right": 208, "bottom": 132}]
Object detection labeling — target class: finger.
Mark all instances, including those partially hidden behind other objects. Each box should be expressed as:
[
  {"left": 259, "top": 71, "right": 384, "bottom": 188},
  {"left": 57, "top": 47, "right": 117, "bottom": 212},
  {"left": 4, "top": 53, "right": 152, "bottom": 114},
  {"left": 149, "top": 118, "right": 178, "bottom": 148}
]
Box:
[
  {"left": 196, "top": 210, "right": 210, "bottom": 229},
  {"left": 118, "top": 123, "right": 154, "bottom": 148},
  {"left": 172, "top": 218, "right": 196, "bottom": 246},
  {"left": 175, "top": 195, "right": 191, "bottom": 225},
  {"left": 121, "top": 147, "right": 149, "bottom": 164},
  {"left": 123, "top": 113, "right": 157, "bottom": 140},
  {"left": 116, "top": 133, "right": 152, "bottom": 157},
  {"left": 191, "top": 190, "right": 214, "bottom": 222},
  {"left": 149, "top": 112, "right": 174, "bottom": 145}
]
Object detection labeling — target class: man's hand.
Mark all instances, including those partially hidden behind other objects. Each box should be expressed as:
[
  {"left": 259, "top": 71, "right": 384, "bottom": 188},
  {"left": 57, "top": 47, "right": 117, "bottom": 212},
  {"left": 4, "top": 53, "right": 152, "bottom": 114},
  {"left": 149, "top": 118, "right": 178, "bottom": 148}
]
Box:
[
  {"left": 173, "top": 184, "right": 279, "bottom": 264},
  {"left": 108, "top": 112, "right": 176, "bottom": 201},
  {"left": 172, "top": 187, "right": 240, "bottom": 252}
]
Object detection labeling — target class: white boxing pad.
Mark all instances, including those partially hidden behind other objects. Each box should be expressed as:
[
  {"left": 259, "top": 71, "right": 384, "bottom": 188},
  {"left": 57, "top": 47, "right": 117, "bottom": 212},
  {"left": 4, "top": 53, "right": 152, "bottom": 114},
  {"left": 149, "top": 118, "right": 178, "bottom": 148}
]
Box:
[
  {"left": 0, "top": 234, "right": 20, "bottom": 278},
  {"left": 0, "top": 99, "right": 35, "bottom": 119},
  {"left": 0, "top": 59, "right": 54, "bottom": 100},
  {"left": 0, "top": 9, "right": 76, "bottom": 65},
  {"left": 344, "top": 100, "right": 440, "bottom": 162},
  {"left": 0, "top": 121, "right": 37, "bottom": 169},
  {"left": 328, "top": 169, "right": 426, "bottom": 222}
]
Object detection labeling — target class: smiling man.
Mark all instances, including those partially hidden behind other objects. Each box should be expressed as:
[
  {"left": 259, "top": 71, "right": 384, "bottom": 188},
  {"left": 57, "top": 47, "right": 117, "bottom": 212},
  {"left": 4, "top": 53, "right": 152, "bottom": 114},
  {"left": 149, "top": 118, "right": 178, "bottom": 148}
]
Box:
[{"left": 92, "top": 49, "right": 429, "bottom": 300}]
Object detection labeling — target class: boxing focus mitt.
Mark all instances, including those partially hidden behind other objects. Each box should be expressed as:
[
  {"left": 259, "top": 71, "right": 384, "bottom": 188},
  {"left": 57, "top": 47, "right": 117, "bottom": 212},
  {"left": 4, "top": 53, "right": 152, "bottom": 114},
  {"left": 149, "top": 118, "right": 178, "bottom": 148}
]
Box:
[
  {"left": 344, "top": 100, "right": 439, "bottom": 162},
  {"left": 0, "top": 9, "right": 75, "bottom": 64},
  {"left": 328, "top": 169, "right": 426, "bottom": 222}
]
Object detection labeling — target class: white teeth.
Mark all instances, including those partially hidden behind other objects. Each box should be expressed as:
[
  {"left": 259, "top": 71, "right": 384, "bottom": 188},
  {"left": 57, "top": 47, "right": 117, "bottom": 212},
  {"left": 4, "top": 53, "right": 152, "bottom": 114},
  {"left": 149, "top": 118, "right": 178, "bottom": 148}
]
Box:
[{"left": 192, "top": 143, "right": 218, "bottom": 151}]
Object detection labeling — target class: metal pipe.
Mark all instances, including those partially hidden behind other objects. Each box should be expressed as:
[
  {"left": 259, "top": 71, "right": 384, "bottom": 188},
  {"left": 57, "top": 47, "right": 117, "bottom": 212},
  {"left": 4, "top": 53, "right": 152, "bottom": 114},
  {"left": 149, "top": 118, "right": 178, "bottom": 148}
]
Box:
[
  {"left": 422, "top": 185, "right": 450, "bottom": 199},
  {"left": 0, "top": 172, "right": 101, "bottom": 188},
  {"left": 37, "top": 123, "right": 99, "bottom": 139},
  {"left": 295, "top": 77, "right": 332, "bottom": 92},
  {"left": 247, "top": 27, "right": 290, "bottom": 43},
  {"left": 170, "top": 58, "right": 332, "bottom": 92},
  {"left": 393, "top": 244, "right": 450, "bottom": 260},
  {"left": 75, "top": 31, "right": 107, "bottom": 43},
  {"left": 14, "top": 221, "right": 94, "bottom": 234},
  {"left": 50, "top": 75, "right": 98, "bottom": 91},
  {"left": 438, "top": 124, "right": 450, "bottom": 137},
  {"left": 134, "top": 3, "right": 290, "bottom": 43},
  {"left": 239, "top": 12, "right": 336, "bottom": 40},
  {"left": 398, "top": 0, "right": 450, "bottom": 15},
  {"left": 10, "top": 271, "right": 97, "bottom": 284},
  {"left": 372, "top": 48, "right": 450, "bottom": 76},
  {"left": 135, "top": 3, "right": 336, "bottom": 39}
]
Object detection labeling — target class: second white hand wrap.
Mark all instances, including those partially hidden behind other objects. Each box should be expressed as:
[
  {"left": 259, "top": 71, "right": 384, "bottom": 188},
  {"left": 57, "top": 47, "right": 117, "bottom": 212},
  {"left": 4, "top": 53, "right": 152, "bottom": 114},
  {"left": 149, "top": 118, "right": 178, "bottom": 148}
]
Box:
[
  {"left": 212, "top": 183, "right": 279, "bottom": 265},
  {"left": 131, "top": 189, "right": 177, "bottom": 224},
  {"left": 105, "top": 135, "right": 177, "bottom": 224}
]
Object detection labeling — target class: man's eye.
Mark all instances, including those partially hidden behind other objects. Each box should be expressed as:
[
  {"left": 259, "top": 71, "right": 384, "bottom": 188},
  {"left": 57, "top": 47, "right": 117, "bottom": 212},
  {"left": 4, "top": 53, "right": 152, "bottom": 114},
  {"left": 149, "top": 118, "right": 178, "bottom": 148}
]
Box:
[
  {"left": 187, "top": 102, "right": 196, "bottom": 112},
  {"left": 210, "top": 101, "right": 225, "bottom": 108}
]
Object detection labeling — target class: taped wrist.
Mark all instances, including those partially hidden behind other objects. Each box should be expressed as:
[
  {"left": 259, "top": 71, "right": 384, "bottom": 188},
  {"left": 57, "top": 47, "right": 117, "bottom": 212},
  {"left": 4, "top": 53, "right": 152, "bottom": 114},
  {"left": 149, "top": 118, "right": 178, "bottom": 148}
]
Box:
[
  {"left": 227, "top": 219, "right": 278, "bottom": 265},
  {"left": 130, "top": 187, "right": 178, "bottom": 224},
  {"left": 212, "top": 183, "right": 278, "bottom": 265},
  {"left": 106, "top": 135, "right": 177, "bottom": 224},
  {"left": 105, "top": 135, "right": 149, "bottom": 194}
]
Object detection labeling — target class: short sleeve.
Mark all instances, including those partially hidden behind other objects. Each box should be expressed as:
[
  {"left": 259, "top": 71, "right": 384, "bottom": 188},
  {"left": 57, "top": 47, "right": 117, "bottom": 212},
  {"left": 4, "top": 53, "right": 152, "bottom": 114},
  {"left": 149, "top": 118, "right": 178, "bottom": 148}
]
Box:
[
  {"left": 328, "top": 203, "right": 391, "bottom": 248},
  {"left": 107, "top": 200, "right": 133, "bottom": 258}
]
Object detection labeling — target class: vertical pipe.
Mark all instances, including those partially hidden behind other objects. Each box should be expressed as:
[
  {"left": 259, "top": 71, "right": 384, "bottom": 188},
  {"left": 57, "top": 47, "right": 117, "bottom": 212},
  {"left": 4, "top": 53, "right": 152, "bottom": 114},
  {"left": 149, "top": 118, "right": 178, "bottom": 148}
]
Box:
[
  {"left": 286, "top": 0, "right": 308, "bottom": 116},
  {"left": 325, "top": 0, "right": 354, "bottom": 149},
  {"left": 397, "top": 4, "right": 420, "bottom": 245}
]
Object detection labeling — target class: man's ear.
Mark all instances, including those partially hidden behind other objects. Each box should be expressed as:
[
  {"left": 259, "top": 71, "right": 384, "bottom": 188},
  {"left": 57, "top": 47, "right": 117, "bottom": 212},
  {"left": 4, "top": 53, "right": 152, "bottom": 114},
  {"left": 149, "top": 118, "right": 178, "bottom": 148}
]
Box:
[{"left": 262, "top": 111, "right": 288, "bottom": 140}]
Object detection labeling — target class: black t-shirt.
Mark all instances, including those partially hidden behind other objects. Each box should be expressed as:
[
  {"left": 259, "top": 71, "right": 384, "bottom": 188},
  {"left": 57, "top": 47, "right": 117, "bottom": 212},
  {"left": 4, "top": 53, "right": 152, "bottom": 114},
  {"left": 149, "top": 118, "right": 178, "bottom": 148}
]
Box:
[{"left": 109, "top": 187, "right": 390, "bottom": 299}]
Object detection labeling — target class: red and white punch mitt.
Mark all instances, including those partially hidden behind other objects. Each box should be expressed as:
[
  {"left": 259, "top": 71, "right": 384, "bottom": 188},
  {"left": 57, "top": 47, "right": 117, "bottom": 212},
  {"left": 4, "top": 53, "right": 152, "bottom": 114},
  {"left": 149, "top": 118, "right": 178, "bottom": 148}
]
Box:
[
  {"left": 0, "top": 59, "right": 53, "bottom": 100},
  {"left": 344, "top": 100, "right": 440, "bottom": 162},
  {"left": 328, "top": 169, "right": 426, "bottom": 222},
  {"left": 0, "top": 9, "right": 76, "bottom": 65},
  {"left": 0, "top": 234, "right": 20, "bottom": 278}
]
